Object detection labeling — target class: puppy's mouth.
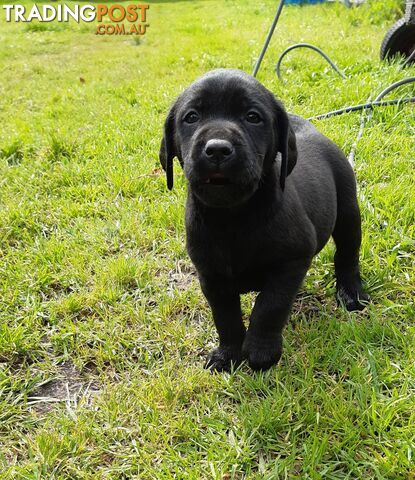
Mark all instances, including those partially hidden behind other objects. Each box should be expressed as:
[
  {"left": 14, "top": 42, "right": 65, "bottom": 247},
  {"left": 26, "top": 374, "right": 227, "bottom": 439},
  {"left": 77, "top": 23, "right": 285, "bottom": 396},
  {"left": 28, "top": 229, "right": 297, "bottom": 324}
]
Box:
[{"left": 203, "top": 173, "right": 231, "bottom": 186}]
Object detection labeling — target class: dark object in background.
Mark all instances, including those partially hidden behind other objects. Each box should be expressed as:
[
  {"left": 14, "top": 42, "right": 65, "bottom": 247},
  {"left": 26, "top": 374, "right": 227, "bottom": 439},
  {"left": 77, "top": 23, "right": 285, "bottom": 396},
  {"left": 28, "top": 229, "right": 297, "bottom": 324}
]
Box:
[
  {"left": 381, "top": 1, "right": 415, "bottom": 65},
  {"left": 160, "top": 69, "right": 368, "bottom": 373}
]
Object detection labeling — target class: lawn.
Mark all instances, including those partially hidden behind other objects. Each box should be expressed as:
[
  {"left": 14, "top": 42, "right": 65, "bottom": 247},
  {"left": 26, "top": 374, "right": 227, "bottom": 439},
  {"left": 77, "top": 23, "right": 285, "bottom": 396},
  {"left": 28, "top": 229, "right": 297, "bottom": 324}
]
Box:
[{"left": 1, "top": 0, "right": 414, "bottom": 478}]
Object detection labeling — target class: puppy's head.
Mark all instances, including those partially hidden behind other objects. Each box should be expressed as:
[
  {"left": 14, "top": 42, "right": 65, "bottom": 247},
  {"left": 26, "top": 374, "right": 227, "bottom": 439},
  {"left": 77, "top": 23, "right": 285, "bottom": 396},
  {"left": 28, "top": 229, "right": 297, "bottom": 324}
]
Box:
[{"left": 160, "top": 69, "right": 297, "bottom": 208}]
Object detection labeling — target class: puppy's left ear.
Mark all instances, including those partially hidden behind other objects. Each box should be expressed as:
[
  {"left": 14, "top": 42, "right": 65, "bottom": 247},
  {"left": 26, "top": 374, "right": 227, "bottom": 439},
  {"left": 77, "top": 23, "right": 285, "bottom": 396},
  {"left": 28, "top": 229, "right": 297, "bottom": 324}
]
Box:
[
  {"left": 274, "top": 100, "right": 297, "bottom": 190},
  {"left": 159, "top": 104, "right": 180, "bottom": 190}
]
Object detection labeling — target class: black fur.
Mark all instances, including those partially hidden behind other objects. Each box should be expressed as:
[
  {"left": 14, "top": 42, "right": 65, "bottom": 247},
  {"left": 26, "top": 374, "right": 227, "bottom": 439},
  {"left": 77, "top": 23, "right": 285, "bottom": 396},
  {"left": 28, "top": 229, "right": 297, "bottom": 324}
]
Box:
[{"left": 160, "top": 69, "right": 368, "bottom": 372}]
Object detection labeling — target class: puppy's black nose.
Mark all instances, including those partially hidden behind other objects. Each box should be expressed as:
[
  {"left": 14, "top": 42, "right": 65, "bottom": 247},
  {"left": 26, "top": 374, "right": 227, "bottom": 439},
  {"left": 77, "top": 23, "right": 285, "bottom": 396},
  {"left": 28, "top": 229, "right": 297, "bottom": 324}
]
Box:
[{"left": 204, "top": 139, "right": 234, "bottom": 163}]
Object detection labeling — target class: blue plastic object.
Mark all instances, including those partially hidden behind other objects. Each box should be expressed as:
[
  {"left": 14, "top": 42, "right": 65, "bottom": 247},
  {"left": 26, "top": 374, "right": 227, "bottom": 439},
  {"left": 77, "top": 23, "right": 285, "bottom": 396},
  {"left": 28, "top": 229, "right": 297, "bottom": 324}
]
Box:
[{"left": 285, "top": 0, "right": 325, "bottom": 4}]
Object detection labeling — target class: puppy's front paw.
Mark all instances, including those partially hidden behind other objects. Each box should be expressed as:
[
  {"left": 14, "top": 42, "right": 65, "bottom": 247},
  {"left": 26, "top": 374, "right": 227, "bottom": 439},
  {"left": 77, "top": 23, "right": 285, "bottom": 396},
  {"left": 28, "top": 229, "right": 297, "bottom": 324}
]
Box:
[
  {"left": 337, "top": 284, "right": 369, "bottom": 312},
  {"left": 204, "top": 346, "right": 243, "bottom": 373},
  {"left": 242, "top": 336, "right": 282, "bottom": 371}
]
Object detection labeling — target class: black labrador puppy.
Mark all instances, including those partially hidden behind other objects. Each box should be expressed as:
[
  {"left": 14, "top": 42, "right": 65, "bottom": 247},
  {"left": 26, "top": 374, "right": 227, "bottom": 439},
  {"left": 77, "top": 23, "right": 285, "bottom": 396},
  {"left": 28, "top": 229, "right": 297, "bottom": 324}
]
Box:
[{"left": 160, "top": 69, "right": 367, "bottom": 372}]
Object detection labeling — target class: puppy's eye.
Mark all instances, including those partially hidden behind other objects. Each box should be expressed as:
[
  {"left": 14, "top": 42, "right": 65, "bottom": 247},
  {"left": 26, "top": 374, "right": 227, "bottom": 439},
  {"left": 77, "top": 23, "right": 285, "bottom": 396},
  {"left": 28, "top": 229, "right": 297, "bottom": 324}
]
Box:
[
  {"left": 183, "top": 111, "right": 200, "bottom": 124},
  {"left": 246, "top": 111, "right": 262, "bottom": 124}
]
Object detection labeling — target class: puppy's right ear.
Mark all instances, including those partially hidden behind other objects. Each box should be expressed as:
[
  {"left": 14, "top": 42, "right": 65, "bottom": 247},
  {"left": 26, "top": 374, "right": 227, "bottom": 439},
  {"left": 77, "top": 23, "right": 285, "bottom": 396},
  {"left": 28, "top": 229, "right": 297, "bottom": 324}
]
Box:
[{"left": 159, "top": 105, "right": 178, "bottom": 190}]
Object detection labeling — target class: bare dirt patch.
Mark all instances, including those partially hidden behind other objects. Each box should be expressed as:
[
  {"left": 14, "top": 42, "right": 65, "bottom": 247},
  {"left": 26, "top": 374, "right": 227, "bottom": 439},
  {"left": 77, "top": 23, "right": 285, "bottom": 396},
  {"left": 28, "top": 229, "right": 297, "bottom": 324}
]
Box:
[
  {"left": 167, "top": 260, "right": 197, "bottom": 292},
  {"left": 29, "top": 361, "right": 99, "bottom": 414}
]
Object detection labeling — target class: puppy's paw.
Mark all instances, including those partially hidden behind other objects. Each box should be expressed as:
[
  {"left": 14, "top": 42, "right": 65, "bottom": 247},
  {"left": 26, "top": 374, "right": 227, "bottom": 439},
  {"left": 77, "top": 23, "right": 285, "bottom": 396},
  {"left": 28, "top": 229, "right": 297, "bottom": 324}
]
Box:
[
  {"left": 242, "top": 336, "right": 282, "bottom": 371},
  {"left": 337, "top": 284, "right": 369, "bottom": 312},
  {"left": 204, "top": 345, "right": 243, "bottom": 373}
]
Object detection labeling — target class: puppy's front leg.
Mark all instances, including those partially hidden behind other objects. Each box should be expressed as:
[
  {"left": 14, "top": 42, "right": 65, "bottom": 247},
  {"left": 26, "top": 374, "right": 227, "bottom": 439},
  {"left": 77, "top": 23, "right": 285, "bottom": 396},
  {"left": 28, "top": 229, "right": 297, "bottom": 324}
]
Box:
[
  {"left": 243, "top": 261, "right": 310, "bottom": 371},
  {"left": 200, "top": 277, "right": 246, "bottom": 372}
]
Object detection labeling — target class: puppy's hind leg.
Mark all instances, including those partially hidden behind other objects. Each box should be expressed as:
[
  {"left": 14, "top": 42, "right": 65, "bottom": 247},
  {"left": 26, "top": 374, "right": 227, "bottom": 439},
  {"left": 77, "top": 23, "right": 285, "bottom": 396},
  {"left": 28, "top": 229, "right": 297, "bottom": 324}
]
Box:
[{"left": 332, "top": 193, "right": 368, "bottom": 311}]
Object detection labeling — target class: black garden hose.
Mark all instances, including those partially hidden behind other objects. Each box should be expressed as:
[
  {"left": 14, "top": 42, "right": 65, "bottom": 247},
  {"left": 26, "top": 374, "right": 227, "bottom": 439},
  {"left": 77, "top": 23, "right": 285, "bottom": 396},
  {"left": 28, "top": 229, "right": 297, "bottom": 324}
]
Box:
[
  {"left": 252, "top": 1, "right": 415, "bottom": 120},
  {"left": 275, "top": 43, "right": 346, "bottom": 81},
  {"left": 374, "top": 76, "right": 415, "bottom": 101},
  {"left": 309, "top": 77, "right": 415, "bottom": 120},
  {"left": 252, "top": 0, "right": 285, "bottom": 78}
]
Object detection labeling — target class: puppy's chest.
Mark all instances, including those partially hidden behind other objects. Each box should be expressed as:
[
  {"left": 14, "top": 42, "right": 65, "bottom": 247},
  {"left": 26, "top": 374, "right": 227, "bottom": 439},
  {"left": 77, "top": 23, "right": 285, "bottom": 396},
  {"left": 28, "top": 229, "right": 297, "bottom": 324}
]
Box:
[{"left": 187, "top": 217, "right": 283, "bottom": 279}]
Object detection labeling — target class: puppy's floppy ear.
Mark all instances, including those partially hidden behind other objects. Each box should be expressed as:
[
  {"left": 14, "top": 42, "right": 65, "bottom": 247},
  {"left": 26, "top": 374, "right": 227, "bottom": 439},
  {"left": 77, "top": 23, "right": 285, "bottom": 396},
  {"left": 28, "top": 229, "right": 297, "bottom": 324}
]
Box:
[
  {"left": 274, "top": 99, "right": 297, "bottom": 190},
  {"left": 159, "top": 103, "right": 180, "bottom": 190}
]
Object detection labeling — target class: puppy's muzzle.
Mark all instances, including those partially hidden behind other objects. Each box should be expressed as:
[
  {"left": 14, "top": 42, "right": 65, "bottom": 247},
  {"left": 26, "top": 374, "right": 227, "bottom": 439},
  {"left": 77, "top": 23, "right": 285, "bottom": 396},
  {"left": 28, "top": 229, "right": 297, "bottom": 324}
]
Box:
[{"left": 203, "top": 139, "right": 235, "bottom": 165}]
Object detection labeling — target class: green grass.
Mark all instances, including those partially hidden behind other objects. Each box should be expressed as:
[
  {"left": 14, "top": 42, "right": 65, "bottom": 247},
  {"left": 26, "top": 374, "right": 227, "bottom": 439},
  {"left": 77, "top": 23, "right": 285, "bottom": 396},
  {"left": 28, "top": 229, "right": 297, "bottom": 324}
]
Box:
[{"left": 1, "top": 0, "right": 414, "bottom": 478}]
